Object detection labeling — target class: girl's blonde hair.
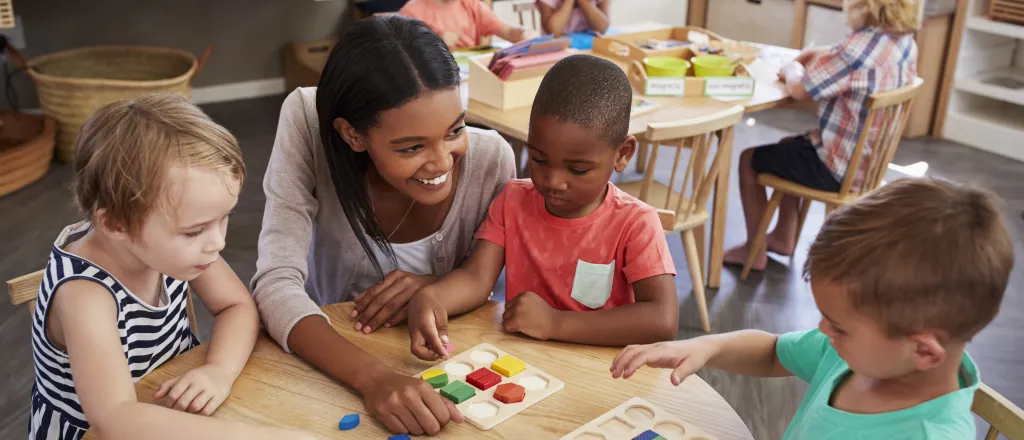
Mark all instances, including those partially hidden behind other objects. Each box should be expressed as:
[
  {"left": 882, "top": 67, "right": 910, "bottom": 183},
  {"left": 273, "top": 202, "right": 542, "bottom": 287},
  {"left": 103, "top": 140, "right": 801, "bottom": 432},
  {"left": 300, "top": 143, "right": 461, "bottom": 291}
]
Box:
[
  {"left": 844, "top": 0, "right": 922, "bottom": 34},
  {"left": 73, "top": 94, "right": 245, "bottom": 237}
]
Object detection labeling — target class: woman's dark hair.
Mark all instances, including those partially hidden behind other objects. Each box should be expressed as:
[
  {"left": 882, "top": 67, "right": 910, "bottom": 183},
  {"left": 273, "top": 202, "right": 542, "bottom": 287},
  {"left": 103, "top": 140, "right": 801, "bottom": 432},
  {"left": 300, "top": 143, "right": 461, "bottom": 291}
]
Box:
[{"left": 316, "top": 15, "right": 461, "bottom": 278}]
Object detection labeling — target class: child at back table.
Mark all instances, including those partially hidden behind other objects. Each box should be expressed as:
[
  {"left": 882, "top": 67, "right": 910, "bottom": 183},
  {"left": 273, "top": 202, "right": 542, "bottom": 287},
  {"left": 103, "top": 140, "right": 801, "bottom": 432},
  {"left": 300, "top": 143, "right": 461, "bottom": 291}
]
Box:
[
  {"left": 28, "top": 95, "right": 315, "bottom": 440},
  {"left": 405, "top": 54, "right": 679, "bottom": 360},
  {"left": 613, "top": 178, "right": 1015, "bottom": 439},
  {"left": 724, "top": 0, "right": 920, "bottom": 271},
  {"left": 399, "top": 0, "right": 535, "bottom": 49}
]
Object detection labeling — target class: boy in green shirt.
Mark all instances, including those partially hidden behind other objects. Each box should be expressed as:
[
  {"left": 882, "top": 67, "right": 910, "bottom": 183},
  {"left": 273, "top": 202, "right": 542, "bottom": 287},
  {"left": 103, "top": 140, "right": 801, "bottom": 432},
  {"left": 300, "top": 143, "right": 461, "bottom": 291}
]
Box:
[{"left": 610, "top": 178, "right": 1015, "bottom": 439}]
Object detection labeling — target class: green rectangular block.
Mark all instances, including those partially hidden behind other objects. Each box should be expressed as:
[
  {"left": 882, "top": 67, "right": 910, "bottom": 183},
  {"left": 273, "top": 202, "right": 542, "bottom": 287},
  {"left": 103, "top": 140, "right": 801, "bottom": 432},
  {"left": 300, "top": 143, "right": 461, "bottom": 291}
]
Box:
[{"left": 439, "top": 380, "right": 475, "bottom": 404}]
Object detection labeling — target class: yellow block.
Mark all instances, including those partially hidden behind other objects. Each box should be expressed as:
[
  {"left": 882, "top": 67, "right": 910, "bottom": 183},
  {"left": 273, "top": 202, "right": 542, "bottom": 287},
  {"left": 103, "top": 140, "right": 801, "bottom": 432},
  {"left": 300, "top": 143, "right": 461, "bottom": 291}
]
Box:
[
  {"left": 491, "top": 355, "right": 525, "bottom": 377},
  {"left": 422, "top": 369, "right": 446, "bottom": 380}
]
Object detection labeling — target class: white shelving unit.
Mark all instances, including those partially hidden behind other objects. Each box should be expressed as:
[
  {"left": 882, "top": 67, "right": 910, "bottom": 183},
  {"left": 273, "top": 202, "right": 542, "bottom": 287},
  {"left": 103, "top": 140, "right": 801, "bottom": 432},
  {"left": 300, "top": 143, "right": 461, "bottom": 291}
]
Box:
[{"left": 944, "top": 0, "right": 1024, "bottom": 162}]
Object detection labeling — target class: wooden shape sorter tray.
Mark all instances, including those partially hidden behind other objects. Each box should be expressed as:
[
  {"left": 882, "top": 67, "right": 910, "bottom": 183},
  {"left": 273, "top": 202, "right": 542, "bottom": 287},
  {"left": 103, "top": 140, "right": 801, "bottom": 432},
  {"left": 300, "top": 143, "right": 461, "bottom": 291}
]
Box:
[
  {"left": 559, "top": 397, "right": 717, "bottom": 440},
  {"left": 414, "top": 343, "right": 564, "bottom": 430}
]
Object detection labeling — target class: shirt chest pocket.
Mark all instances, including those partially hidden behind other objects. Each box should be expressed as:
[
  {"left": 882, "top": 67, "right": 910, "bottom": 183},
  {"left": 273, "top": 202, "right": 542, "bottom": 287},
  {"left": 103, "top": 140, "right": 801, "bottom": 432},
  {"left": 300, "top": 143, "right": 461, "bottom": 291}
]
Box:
[{"left": 570, "top": 260, "right": 615, "bottom": 309}]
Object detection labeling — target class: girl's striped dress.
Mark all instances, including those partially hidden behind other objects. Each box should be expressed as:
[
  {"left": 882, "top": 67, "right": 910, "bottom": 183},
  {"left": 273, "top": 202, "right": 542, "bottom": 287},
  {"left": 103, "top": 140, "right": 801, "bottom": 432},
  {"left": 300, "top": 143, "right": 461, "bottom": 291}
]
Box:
[{"left": 29, "top": 221, "right": 200, "bottom": 440}]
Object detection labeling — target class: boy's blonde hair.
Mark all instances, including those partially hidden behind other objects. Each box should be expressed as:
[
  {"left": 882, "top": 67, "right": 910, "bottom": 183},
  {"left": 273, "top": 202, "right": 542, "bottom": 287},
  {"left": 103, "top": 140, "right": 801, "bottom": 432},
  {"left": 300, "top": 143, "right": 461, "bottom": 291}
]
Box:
[
  {"left": 73, "top": 94, "right": 245, "bottom": 237},
  {"left": 844, "top": 0, "right": 922, "bottom": 34},
  {"left": 804, "top": 178, "right": 1013, "bottom": 342}
]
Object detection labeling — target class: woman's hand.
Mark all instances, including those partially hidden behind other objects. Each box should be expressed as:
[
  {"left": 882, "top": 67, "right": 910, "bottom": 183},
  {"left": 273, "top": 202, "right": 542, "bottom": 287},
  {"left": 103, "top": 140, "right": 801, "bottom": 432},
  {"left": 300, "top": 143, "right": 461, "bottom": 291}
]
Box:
[
  {"left": 361, "top": 365, "right": 464, "bottom": 435},
  {"left": 408, "top": 289, "right": 451, "bottom": 361},
  {"left": 353, "top": 270, "right": 438, "bottom": 334}
]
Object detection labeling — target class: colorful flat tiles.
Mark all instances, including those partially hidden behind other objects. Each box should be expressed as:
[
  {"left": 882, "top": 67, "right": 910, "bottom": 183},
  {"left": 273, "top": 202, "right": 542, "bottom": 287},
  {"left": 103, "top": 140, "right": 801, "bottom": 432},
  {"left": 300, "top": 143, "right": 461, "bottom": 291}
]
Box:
[
  {"left": 633, "top": 429, "right": 667, "bottom": 440},
  {"left": 421, "top": 368, "right": 448, "bottom": 389},
  {"left": 439, "top": 380, "right": 476, "bottom": 404},
  {"left": 337, "top": 413, "right": 359, "bottom": 430},
  {"left": 491, "top": 355, "right": 526, "bottom": 377},
  {"left": 466, "top": 367, "right": 502, "bottom": 390},
  {"left": 493, "top": 383, "right": 526, "bottom": 404}
]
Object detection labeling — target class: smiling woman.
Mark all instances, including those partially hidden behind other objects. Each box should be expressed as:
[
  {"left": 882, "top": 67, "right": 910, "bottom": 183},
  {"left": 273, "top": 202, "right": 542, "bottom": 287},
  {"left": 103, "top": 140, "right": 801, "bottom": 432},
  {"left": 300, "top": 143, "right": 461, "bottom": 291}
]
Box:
[{"left": 250, "top": 15, "right": 516, "bottom": 437}]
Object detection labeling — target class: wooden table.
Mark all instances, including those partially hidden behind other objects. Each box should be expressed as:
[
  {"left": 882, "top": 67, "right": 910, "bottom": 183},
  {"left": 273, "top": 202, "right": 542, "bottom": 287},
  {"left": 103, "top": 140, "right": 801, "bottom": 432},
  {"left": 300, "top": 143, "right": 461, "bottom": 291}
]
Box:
[
  {"left": 85, "top": 302, "right": 753, "bottom": 440},
  {"left": 463, "top": 39, "right": 798, "bottom": 289}
]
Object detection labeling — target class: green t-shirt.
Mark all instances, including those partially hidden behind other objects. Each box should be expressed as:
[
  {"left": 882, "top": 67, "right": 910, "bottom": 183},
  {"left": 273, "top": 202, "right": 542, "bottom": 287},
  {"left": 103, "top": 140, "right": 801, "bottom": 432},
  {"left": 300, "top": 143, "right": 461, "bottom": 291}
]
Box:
[{"left": 776, "top": 329, "right": 979, "bottom": 440}]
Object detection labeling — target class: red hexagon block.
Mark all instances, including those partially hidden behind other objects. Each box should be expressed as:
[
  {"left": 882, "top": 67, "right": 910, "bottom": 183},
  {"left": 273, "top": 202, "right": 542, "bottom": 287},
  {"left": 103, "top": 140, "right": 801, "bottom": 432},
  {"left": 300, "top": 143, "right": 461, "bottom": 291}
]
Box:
[
  {"left": 467, "top": 368, "right": 502, "bottom": 390},
  {"left": 493, "top": 383, "right": 525, "bottom": 404}
]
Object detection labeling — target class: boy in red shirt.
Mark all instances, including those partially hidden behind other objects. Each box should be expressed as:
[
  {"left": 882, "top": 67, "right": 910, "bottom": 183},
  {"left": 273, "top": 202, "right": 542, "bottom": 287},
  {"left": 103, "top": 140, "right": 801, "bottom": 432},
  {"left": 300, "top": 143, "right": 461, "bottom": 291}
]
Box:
[
  {"left": 406, "top": 54, "right": 679, "bottom": 360},
  {"left": 399, "top": 0, "right": 535, "bottom": 49}
]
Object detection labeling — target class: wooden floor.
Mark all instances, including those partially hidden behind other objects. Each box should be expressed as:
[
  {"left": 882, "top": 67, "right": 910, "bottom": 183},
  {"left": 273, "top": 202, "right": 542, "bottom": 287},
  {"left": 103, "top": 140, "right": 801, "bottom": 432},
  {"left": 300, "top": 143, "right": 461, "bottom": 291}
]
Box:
[{"left": 1, "top": 97, "right": 1021, "bottom": 439}]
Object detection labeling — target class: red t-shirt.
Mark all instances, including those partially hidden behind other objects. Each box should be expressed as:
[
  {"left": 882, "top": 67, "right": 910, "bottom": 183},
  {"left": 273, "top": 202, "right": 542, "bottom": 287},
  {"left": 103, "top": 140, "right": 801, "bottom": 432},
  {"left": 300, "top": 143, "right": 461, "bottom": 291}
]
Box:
[
  {"left": 398, "top": 0, "right": 507, "bottom": 49},
  {"left": 476, "top": 180, "right": 676, "bottom": 311}
]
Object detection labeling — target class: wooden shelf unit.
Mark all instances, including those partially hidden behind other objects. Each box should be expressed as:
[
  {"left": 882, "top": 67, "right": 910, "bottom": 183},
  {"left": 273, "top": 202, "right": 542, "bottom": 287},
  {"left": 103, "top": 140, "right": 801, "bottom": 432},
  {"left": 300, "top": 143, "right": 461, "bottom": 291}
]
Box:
[{"left": 942, "top": 0, "right": 1024, "bottom": 162}]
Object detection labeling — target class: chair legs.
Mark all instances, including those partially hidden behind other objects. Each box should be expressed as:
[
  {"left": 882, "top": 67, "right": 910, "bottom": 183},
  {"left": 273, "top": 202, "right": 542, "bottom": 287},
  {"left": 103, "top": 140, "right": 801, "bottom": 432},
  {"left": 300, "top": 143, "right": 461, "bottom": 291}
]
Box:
[
  {"left": 794, "top": 198, "right": 811, "bottom": 250},
  {"left": 682, "top": 229, "right": 711, "bottom": 333},
  {"left": 741, "top": 190, "right": 784, "bottom": 280}
]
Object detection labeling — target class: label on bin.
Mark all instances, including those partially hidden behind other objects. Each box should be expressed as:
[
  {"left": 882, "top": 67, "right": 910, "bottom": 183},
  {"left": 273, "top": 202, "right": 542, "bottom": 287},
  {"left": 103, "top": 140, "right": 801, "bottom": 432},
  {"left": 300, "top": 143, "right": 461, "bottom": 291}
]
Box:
[
  {"left": 704, "top": 77, "right": 755, "bottom": 97},
  {"left": 645, "top": 78, "right": 686, "bottom": 96}
]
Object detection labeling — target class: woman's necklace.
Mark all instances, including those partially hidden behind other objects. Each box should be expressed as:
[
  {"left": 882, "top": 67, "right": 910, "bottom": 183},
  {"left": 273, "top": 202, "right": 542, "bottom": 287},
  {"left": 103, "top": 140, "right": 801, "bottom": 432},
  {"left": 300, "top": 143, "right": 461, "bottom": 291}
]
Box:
[{"left": 367, "top": 175, "right": 415, "bottom": 241}]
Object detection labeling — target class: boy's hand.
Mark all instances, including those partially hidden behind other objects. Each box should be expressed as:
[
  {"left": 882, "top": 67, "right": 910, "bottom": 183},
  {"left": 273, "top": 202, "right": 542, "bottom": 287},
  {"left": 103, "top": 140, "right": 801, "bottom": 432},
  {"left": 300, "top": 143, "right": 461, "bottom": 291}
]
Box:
[
  {"left": 502, "top": 291, "right": 558, "bottom": 340},
  {"left": 408, "top": 289, "right": 451, "bottom": 361},
  {"left": 361, "top": 365, "right": 464, "bottom": 435},
  {"left": 610, "top": 338, "right": 718, "bottom": 386},
  {"left": 353, "top": 270, "right": 438, "bottom": 334},
  {"left": 154, "top": 363, "right": 237, "bottom": 415}
]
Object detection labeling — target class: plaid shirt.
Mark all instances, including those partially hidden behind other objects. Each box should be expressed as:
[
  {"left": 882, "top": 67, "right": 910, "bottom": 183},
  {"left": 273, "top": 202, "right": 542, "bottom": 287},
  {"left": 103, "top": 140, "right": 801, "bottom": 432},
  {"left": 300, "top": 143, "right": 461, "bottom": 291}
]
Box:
[{"left": 804, "top": 27, "right": 917, "bottom": 187}]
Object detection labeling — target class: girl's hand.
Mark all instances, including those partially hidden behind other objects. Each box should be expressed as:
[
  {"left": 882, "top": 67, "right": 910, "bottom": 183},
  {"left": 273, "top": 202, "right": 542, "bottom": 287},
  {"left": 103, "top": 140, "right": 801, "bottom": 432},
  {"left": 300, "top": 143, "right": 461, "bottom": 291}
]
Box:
[
  {"left": 361, "top": 365, "right": 464, "bottom": 435},
  {"left": 353, "top": 270, "right": 438, "bottom": 334},
  {"left": 408, "top": 290, "right": 451, "bottom": 361},
  {"left": 154, "top": 364, "right": 238, "bottom": 415},
  {"left": 610, "top": 338, "right": 718, "bottom": 386},
  {"left": 502, "top": 291, "right": 558, "bottom": 340}
]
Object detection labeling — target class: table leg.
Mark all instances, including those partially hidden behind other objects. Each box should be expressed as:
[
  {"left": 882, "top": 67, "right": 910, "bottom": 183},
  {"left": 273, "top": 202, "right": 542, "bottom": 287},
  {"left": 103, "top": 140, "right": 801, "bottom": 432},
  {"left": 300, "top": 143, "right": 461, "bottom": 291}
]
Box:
[{"left": 707, "top": 130, "right": 732, "bottom": 289}]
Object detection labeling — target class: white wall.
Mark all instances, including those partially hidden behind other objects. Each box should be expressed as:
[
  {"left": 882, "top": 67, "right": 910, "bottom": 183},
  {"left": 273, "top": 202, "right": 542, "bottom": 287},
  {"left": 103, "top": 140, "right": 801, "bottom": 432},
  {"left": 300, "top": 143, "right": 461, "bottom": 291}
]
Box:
[{"left": 706, "top": 0, "right": 794, "bottom": 46}]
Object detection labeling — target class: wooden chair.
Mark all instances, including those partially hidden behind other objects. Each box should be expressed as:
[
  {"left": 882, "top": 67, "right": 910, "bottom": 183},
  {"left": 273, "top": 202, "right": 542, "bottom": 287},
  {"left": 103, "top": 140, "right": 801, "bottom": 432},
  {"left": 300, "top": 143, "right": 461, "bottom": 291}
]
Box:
[
  {"left": 7, "top": 269, "right": 200, "bottom": 336},
  {"left": 740, "top": 77, "right": 924, "bottom": 280},
  {"left": 618, "top": 105, "right": 745, "bottom": 333},
  {"left": 973, "top": 383, "right": 1024, "bottom": 440},
  {"left": 509, "top": 0, "right": 540, "bottom": 31}
]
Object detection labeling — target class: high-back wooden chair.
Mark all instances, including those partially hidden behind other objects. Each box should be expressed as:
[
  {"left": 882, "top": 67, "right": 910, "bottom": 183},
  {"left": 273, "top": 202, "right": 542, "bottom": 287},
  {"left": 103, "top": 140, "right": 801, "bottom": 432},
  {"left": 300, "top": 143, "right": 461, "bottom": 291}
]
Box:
[
  {"left": 618, "top": 106, "right": 745, "bottom": 333},
  {"left": 973, "top": 383, "right": 1024, "bottom": 440},
  {"left": 740, "top": 77, "right": 924, "bottom": 280},
  {"left": 7, "top": 269, "right": 200, "bottom": 336}
]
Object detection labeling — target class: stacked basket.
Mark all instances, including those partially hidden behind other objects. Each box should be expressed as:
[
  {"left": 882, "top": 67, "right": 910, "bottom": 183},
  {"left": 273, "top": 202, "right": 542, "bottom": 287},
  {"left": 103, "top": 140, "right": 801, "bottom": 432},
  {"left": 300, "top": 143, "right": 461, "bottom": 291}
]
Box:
[{"left": 16, "top": 45, "right": 211, "bottom": 162}]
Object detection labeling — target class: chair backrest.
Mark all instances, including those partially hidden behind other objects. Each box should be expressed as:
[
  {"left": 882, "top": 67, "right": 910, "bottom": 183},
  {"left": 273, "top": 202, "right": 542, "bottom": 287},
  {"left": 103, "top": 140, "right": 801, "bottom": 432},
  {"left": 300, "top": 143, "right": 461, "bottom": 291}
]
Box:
[
  {"left": 510, "top": 0, "right": 540, "bottom": 31},
  {"left": 973, "top": 383, "right": 1024, "bottom": 440},
  {"left": 837, "top": 77, "right": 924, "bottom": 197},
  {"left": 7, "top": 269, "right": 200, "bottom": 336},
  {"left": 639, "top": 106, "right": 744, "bottom": 230}
]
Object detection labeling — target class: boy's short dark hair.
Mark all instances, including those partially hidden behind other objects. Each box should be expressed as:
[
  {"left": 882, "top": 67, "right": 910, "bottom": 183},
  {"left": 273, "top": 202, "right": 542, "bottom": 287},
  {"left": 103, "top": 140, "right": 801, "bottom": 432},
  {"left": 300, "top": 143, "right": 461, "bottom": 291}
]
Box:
[
  {"left": 804, "top": 178, "right": 1014, "bottom": 342},
  {"left": 531, "top": 54, "right": 632, "bottom": 146}
]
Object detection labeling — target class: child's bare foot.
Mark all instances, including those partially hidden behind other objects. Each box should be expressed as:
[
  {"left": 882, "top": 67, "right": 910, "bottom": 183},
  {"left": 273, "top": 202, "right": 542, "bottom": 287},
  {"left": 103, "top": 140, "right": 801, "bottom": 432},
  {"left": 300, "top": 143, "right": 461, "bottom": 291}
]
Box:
[
  {"left": 723, "top": 244, "right": 767, "bottom": 271},
  {"left": 765, "top": 232, "right": 796, "bottom": 256}
]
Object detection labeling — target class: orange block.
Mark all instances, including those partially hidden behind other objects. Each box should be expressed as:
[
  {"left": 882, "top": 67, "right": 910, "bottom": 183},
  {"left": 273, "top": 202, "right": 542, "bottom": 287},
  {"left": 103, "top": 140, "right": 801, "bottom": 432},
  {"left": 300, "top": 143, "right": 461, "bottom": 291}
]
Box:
[{"left": 494, "top": 383, "right": 525, "bottom": 404}]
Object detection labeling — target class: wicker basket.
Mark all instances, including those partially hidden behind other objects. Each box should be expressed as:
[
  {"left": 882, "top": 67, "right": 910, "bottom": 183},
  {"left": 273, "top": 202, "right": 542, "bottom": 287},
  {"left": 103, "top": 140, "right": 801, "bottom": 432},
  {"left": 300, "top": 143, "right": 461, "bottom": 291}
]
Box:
[
  {"left": 15, "top": 45, "right": 211, "bottom": 162},
  {"left": 0, "top": 112, "right": 57, "bottom": 198}
]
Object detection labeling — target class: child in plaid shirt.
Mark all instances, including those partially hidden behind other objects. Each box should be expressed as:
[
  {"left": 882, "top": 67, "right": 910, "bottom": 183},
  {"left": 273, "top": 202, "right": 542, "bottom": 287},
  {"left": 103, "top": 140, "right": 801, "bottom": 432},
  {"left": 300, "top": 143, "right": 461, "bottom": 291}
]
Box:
[{"left": 725, "top": 0, "right": 920, "bottom": 271}]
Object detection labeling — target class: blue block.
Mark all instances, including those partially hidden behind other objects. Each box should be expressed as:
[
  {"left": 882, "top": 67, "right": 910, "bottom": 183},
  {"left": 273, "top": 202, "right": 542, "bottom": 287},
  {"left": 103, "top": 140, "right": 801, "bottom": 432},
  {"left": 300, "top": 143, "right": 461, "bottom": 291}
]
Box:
[
  {"left": 387, "top": 435, "right": 411, "bottom": 440},
  {"left": 338, "top": 413, "right": 360, "bottom": 431},
  {"left": 633, "top": 430, "right": 664, "bottom": 440}
]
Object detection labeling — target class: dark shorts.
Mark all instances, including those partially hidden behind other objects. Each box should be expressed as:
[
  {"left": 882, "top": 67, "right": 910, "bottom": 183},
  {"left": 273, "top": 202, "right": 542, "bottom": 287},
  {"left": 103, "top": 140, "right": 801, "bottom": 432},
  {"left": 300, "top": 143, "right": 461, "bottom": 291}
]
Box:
[{"left": 751, "top": 135, "right": 841, "bottom": 192}]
